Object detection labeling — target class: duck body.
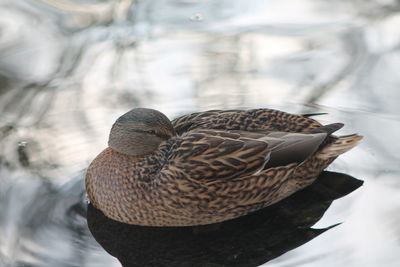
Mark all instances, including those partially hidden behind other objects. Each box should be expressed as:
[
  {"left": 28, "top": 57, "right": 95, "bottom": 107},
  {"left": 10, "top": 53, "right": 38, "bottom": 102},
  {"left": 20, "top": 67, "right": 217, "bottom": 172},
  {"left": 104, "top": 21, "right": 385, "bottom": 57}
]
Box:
[{"left": 85, "top": 108, "right": 362, "bottom": 226}]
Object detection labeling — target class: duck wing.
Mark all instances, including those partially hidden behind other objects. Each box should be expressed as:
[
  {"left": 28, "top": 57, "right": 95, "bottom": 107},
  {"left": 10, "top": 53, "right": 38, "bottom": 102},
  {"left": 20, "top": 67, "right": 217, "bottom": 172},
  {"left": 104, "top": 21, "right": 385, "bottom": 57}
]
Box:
[
  {"left": 166, "top": 130, "right": 271, "bottom": 181},
  {"left": 171, "top": 109, "right": 322, "bottom": 135},
  {"left": 164, "top": 129, "right": 327, "bottom": 182}
]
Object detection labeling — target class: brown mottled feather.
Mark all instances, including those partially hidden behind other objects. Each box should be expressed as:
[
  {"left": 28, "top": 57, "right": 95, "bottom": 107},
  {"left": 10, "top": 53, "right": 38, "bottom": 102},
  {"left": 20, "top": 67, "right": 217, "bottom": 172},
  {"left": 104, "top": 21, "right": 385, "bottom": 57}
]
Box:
[
  {"left": 85, "top": 108, "right": 362, "bottom": 226},
  {"left": 171, "top": 108, "right": 323, "bottom": 134},
  {"left": 166, "top": 130, "right": 271, "bottom": 181}
]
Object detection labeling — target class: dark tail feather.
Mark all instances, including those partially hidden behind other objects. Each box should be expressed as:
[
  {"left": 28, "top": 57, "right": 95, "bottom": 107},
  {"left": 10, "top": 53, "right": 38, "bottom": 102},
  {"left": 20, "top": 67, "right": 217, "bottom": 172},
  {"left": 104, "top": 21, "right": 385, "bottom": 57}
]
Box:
[
  {"left": 302, "top": 112, "right": 328, "bottom": 117},
  {"left": 306, "top": 123, "right": 344, "bottom": 135}
]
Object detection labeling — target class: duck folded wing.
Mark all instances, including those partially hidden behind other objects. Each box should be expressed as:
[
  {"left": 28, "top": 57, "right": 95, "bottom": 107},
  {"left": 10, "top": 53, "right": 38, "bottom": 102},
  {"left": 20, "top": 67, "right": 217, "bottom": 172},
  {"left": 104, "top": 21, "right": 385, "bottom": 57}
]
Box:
[
  {"left": 164, "top": 130, "right": 327, "bottom": 182},
  {"left": 171, "top": 108, "right": 323, "bottom": 135},
  {"left": 166, "top": 130, "right": 272, "bottom": 181}
]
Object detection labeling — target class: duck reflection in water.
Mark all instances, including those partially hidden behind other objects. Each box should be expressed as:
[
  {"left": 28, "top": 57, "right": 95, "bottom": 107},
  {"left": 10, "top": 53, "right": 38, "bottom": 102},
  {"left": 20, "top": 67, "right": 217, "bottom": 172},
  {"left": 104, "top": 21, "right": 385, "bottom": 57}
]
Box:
[
  {"left": 87, "top": 170, "right": 363, "bottom": 267},
  {"left": 85, "top": 108, "right": 363, "bottom": 266}
]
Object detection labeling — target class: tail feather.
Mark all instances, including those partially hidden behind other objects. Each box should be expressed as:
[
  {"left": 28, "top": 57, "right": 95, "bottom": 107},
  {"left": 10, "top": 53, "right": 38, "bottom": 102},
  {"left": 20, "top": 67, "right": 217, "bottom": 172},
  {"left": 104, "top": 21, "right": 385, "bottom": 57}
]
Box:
[
  {"left": 317, "top": 134, "right": 363, "bottom": 159},
  {"left": 302, "top": 112, "right": 328, "bottom": 117},
  {"left": 307, "top": 123, "right": 344, "bottom": 135}
]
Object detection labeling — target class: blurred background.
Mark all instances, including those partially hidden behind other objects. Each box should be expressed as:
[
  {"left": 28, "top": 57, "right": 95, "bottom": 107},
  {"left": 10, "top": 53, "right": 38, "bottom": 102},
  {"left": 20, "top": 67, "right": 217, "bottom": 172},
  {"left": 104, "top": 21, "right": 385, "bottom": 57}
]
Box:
[{"left": 0, "top": 0, "right": 399, "bottom": 266}]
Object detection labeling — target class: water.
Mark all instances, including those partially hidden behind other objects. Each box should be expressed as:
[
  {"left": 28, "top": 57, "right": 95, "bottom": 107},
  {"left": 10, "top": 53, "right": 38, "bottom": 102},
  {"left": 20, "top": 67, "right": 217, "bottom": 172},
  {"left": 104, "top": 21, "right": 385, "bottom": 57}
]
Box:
[{"left": 0, "top": 0, "right": 399, "bottom": 266}]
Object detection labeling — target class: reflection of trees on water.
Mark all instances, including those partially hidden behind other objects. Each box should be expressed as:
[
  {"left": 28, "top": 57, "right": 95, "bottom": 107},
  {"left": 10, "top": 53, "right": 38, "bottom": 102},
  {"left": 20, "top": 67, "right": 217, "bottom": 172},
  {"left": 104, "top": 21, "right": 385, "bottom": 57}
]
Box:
[{"left": 2, "top": 0, "right": 400, "bottom": 120}]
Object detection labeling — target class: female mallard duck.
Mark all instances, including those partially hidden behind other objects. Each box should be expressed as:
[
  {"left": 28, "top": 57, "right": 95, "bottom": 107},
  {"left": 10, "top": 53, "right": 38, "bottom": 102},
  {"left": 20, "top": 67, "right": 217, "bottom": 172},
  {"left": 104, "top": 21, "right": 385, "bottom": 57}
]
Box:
[{"left": 85, "top": 108, "right": 362, "bottom": 227}]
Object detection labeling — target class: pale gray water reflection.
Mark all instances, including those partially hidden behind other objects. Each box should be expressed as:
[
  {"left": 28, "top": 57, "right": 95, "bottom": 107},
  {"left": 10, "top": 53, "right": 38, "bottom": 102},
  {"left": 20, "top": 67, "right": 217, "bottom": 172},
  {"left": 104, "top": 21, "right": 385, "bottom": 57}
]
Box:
[{"left": 0, "top": 0, "right": 399, "bottom": 266}]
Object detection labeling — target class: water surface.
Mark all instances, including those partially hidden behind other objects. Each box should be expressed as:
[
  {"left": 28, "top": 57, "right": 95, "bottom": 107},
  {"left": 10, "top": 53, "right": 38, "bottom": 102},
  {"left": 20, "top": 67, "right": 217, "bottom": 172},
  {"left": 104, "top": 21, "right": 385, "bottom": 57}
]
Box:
[{"left": 0, "top": 0, "right": 400, "bottom": 266}]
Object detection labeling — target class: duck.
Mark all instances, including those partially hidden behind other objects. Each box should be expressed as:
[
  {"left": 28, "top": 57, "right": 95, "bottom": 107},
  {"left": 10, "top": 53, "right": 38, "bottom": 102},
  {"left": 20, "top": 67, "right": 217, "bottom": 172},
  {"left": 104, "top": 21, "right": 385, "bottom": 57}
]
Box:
[{"left": 85, "top": 108, "right": 362, "bottom": 227}]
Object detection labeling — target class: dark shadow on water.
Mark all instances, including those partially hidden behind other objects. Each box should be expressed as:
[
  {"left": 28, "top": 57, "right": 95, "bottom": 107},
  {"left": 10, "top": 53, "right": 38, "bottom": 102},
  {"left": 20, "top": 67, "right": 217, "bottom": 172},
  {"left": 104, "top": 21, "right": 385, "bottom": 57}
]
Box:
[{"left": 87, "top": 171, "right": 363, "bottom": 267}]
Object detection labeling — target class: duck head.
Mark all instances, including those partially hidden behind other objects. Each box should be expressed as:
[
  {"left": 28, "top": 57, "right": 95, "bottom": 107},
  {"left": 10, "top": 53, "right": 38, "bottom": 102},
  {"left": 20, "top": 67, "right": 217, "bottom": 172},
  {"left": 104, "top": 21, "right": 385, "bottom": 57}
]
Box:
[{"left": 108, "top": 108, "right": 176, "bottom": 156}]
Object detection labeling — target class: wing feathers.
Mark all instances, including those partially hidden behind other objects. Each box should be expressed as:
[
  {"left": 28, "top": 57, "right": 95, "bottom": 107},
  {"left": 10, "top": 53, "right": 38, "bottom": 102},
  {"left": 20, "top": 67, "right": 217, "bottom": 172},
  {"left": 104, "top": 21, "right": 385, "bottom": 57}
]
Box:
[
  {"left": 264, "top": 133, "right": 327, "bottom": 168},
  {"left": 167, "top": 131, "right": 271, "bottom": 180},
  {"left": 166, "top": 129, "right": 329, "bottom": 182},
  {"left": 171, "top": 108, "right": 323, "bottom": 134}
]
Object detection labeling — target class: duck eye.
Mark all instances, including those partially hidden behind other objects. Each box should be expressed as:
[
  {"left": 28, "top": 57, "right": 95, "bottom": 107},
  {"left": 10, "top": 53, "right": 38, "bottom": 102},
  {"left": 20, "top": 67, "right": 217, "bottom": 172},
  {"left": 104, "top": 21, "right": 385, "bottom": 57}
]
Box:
[{"left": 147, "top": 130, "right": 156, "bottom": 135}]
